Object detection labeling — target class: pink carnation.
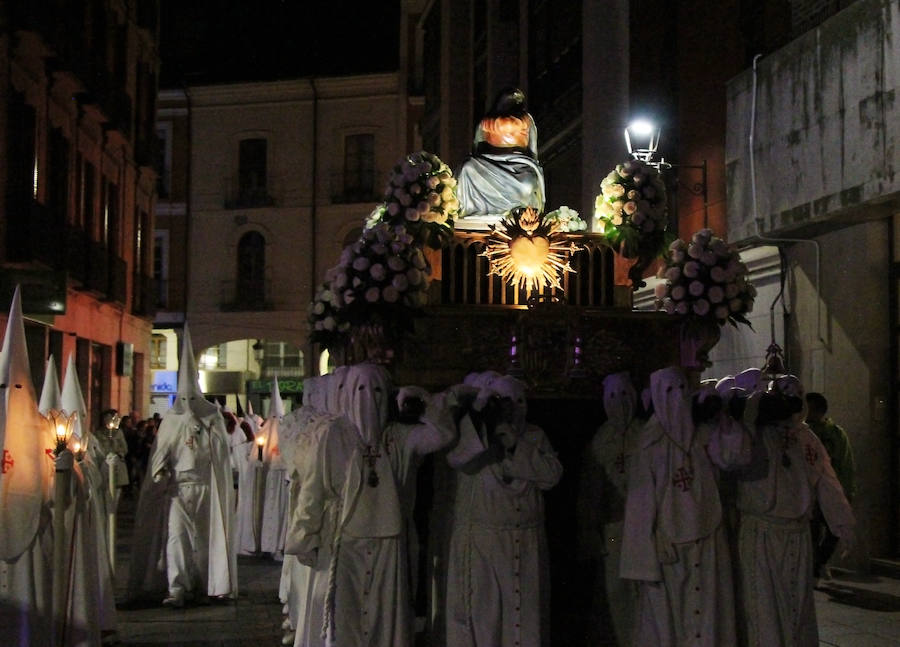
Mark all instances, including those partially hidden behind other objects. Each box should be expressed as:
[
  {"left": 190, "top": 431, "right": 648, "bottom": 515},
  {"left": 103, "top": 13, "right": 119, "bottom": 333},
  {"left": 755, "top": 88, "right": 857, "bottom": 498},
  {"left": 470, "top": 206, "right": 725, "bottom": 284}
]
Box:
[
  {"left": 365, "top": 287, "right": 381, "bottom": 303},
  {"left": 689, "top": 281, "right": 706, "bottom": 297},
  {"left": 383, "top": 286, "right": 399, "bottom": 303},
  {"left": 708, "top": 286, "right": 725, "bottom": 303},
  {"left": 683, "top": 261, "right": 701, "bottom": 278},
  {"left": 693, "top": 299, "right": 710, "bottom": 316}
]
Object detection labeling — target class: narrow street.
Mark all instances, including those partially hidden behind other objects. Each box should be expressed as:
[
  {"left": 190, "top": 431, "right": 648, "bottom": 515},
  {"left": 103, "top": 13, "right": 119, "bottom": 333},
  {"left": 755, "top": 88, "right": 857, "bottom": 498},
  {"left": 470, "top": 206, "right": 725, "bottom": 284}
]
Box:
[
  {"left": 113, "top": 494, "right": 284, "bottom": 646},
  {"left": 109, "top": 492, "right": 900, "bottom": 646}
]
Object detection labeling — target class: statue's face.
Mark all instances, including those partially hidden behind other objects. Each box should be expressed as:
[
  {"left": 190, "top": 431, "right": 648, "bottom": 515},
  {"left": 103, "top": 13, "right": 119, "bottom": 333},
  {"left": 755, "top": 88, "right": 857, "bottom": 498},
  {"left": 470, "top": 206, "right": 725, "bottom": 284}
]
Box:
[{"left": 481, "top": 115, "right": 531, "bottom": 148}]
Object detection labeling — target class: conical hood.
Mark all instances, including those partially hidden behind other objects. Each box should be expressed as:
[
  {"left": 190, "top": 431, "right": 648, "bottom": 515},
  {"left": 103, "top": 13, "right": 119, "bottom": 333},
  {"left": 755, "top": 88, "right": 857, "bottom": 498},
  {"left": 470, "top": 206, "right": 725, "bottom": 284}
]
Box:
[
  {"left": 259, "top": 377, "right": 284, "bottom": 465},
  {"left": 38, "top": 355, "right": 62, "bottom": 415},
  {"left": 61, "top": 353, "right": 89, "bottom": 439},
  {"left": 0, "top": 286, "right": 53, "bottom": 560},
  {"left": 174, "top": 324, "right": 218, "bottom": 419},
  {"left": 235, "top": 395, "right": 246, "bottom": 418},
  {"left": 269, "top": 377, "right": 285, "bottom": 419}
]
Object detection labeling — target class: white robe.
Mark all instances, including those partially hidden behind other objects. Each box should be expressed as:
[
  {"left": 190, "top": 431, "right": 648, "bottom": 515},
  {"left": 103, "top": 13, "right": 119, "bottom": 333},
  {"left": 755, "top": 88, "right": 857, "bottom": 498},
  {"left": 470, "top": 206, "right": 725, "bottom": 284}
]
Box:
[
  {"left": 445, "top": 421, "right": 562, "bottom": 647},
  {"left": 621, "top": 415, "right": 747, "bottom": 647},
  {"left": 135, "top": 410, "right": 238, "bottom": 600},
  {"left": 583, "top": 417, "right": 641, "bottom": 646},
  {"left": 0, "top": 506, "right": 53, "bottom": 647},
  {"left": 736, "top": 420, "right": 855, "bottom": 647},
  {"left": 288, "top": 412, "right": 354, "bottom": 647},
  {"left": 233, "top": 437, "right": 260, "bottom": 555},
  {"left": 75, "top": 452, "right": 116, "bottom": 636}
]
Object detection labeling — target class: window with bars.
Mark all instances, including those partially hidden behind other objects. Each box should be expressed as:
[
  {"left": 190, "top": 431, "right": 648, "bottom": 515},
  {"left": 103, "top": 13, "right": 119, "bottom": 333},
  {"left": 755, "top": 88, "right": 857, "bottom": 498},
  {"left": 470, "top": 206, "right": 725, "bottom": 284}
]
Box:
[
  {"left": 343, "top": 134, "right": 375, "bottom": 202},
  {"left": 263, "top": 342, "right": 304, "bottom": 370},
  {"left": 238, "top": 138, "right": 269, "bottom": 206},
  {"left": 199, "top": 344, "right": 227, "bottom": 370},
  {"left": 150, "top": 334, "right": 167, "bottom": 369}
]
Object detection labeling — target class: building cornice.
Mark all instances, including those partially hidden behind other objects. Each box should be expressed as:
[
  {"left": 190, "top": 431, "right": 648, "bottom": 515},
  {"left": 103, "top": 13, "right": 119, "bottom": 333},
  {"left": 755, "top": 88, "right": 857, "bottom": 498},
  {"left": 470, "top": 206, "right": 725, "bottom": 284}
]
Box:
[{"left": 186, "top": 72, "right": 400, "bottom": 107}]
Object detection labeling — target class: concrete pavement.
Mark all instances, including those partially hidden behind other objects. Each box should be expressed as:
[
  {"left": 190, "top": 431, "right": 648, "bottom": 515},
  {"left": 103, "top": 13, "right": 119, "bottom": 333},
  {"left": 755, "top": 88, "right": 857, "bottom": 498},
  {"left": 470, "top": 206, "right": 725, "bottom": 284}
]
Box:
[{"left": 109, "top": 493, "right": 900, "bottom": 646}]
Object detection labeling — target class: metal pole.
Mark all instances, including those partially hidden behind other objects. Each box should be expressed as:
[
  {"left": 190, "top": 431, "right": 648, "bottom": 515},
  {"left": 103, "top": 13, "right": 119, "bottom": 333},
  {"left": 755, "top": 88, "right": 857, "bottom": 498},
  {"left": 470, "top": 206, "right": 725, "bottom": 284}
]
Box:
[
  {"left": 108, "top": 458, "right": 117, "bottom": 576},
  {"left": 252, "top": 461, "right": 264, "bottom": 553},
  {"left": 53, "top": 451, "right": 73, "bottom": 647}
]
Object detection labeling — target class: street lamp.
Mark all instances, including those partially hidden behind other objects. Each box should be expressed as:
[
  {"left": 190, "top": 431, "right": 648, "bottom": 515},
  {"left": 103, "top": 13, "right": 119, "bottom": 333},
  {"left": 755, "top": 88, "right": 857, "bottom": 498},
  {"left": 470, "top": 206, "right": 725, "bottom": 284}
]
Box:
[
  {"left": 624, "top": 119, "right": 660, "bottom": 163},
  {"left": 252, "top": 339, "right": 265, "bottom": 364},
  {"left": 624, "top": 119, "right": 709, "bottom": 228}
]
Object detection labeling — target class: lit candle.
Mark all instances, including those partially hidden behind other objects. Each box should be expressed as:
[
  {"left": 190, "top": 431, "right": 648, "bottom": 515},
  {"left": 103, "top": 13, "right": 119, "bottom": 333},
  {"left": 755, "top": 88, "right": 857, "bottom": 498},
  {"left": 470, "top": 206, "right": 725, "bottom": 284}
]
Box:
[{"left": 256, "top": 436, "right": 265, "bottom": 462}]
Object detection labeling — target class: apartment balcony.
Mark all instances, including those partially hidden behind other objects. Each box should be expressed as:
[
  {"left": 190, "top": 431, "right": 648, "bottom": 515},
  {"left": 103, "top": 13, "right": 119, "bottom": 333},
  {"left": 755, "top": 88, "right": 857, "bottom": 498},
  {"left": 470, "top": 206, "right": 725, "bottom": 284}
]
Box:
[
  {"left": 133, "top": 273, "right": 157, "bottom": 317},
  {"left": 107, "top": 253, "right": 128, "bottom": 304},
  {"left": 64, "top": 226, "right": 90, "bottom": 283},
  {"left": 5, "top": 197, "right": 64, "bottom": 268},
  {"left": 223, "top": 176, "right": 277, "bottom": 209},
  {"left": 219, "top": 279, "right": 274, "bottom": 311},
  {"left": 329, "top": 171, "right": 383, "bottom": 204}
]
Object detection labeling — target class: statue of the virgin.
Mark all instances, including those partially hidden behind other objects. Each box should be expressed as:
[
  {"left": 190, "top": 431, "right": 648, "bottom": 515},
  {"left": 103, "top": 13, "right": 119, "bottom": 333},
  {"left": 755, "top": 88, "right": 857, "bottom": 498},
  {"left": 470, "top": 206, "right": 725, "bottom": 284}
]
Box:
[{"left": 456, "top": 88, "right": 546, "bottom": 229}]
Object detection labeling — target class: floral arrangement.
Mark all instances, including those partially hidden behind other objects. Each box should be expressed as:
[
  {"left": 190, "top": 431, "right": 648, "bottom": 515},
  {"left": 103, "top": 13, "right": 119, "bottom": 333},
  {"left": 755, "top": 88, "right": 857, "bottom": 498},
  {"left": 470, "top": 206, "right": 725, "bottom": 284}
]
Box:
[
  {"left": 309, "top": 223, "right": 431, "bottom": 351},
  {"left": 373, "top": 151, "right": 460, "bottom": 249},
  {"left": 308, "top": 277, "right": 350, "bottom": 348},
  {"left": 594, "top": 159, "right": 669, "bottom": 257},
  {"left": 654, "top": 228, "right": 756, "bottom": 327},
  {"left": 543, "top": 206, "right": 587, "bottom": 232}
]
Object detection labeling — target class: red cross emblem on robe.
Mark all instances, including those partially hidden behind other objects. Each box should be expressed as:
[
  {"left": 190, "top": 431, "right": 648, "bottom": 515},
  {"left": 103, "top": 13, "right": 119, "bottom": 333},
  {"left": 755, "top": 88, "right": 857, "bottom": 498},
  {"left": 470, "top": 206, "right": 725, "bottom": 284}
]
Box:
[
  {"left": 1, "top": 449, "right": 13, "bottom": 474},
  {"left": 672, "top": 466, "right": 694, "bottom": 492},
  {"left": 805, "top": 445, "right": 818, "bottom": 466},
  {"left": 185, "top": 436, "right": 195, "bottom": 450}
]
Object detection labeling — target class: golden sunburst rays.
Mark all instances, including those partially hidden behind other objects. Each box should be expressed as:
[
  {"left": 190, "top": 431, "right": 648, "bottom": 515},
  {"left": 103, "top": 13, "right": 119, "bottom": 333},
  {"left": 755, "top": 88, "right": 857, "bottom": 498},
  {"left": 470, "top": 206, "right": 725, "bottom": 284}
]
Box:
[{"left": 482, "top": 207, "right": 578, "bottom": 292}]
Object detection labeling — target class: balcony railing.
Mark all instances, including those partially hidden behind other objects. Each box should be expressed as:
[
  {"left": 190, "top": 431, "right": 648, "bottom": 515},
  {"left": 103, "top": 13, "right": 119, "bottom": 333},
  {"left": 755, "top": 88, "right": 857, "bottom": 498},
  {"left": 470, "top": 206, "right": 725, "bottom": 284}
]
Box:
[
  {"left": 107, "top": 253, "right": 127, "bottom": 304},
  {"left": 133, "top": 273, "right": 157, "bottom": 317},
  {"left": 5, "top": 197, "right": 64, "bottom": 268},
  {"left": 219, "top": 279, "right": 274, "bottom": 311},
  {"left": 329, "top": 171, "right": 383, "bottom": 204},
  {"left": 223, "top": 175, "right": 277, "bottom": 209}
]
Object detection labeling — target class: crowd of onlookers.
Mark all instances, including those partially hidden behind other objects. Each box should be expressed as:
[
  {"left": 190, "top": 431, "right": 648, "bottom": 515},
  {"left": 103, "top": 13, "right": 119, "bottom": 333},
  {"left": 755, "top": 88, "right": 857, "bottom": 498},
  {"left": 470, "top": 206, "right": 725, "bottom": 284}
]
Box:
[{"left": 117, "top": 412, "right": 162, "bottom": 495}]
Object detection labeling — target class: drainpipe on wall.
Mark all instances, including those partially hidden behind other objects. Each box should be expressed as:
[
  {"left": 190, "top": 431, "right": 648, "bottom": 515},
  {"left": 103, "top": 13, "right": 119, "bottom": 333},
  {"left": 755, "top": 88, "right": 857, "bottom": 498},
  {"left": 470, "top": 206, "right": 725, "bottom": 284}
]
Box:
[
  {"left": 183, "top": 83, "right": 192, "bottom": 322},
  {"left": 307, "top": 78, "right": 319, "bottom": 377}
]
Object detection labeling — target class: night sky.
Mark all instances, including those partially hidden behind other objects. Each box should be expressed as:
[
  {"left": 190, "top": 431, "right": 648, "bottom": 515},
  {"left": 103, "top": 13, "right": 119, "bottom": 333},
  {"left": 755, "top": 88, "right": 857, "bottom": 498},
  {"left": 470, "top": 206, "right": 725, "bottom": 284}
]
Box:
[{"left": 159, "top": 1, "right": 401, "bottom": 87}]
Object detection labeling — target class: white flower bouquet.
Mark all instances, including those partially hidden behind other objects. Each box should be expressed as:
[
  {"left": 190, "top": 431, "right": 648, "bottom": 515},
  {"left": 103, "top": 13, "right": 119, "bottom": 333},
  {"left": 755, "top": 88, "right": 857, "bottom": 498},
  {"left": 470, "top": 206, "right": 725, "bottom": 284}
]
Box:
[
  {"left": 654, "top": 228, "right": 756, "bottom": 327},
  {"left": 375, "top": 151, "right": 459, "bottom": 249},
  {"left": 543, "top": 206, "right": 587, "bottom": 232},
  {"left": 594, "top": 159, "right": 669, "bottom": 257},
  {"left": 308, "top": 223, "right": 431, "bottom": 352},
  {"left": 307, "top": 276, "right": 351, "bottom": 348}
]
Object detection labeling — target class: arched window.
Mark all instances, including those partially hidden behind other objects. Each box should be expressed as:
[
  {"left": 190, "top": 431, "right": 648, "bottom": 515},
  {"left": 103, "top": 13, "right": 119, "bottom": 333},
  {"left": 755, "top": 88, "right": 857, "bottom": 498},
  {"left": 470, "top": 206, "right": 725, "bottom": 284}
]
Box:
[{"left": 237, "top": 231, "right": 265, "bottom": 305}]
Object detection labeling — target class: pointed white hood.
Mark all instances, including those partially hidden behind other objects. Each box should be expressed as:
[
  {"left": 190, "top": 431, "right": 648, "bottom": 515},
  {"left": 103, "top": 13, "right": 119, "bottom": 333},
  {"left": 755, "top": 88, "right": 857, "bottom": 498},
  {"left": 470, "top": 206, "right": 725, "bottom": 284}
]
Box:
[
  {"left": 344, "top": 363, "right": 391, "bottom": 445},
  {"left": 173, "top": 324, "right": 218, "bottom": 420},
  {"left": 602, "top": 371, "right": 636, "bottom": 430},
  {"left": 325, "top": 365, "right": 349, "bottom": 415},
  {"left": 60, "top": 354, "right": 89, "bottom": 439},
  {"left": 269, "top": 376, "right": 285, "bottom": 418},
  {"left": 38, "top": 355, "right": 62, "bottom": 415},
  {"left": 0, "top": 286, "right": 54, "bottom": 560},
  {"left": 734, "top": 367, "right": 765, "bottom": 394},
  {"left": 302, "top": 376, "right": 326, "bottom": 412},
  {"left": 490, "top": 375, "right": 528, "bottom": 434},
  {"left": 259, "top": 377, "right": 284, "bottom": 465},
  {"left": 649, "top": 366, "right": 694, "bottom": 450}
]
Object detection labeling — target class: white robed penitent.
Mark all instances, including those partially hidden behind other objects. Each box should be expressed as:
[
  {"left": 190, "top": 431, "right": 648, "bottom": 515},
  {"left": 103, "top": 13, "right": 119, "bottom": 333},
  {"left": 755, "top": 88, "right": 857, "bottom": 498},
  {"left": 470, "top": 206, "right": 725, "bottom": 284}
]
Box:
[
  {"left": 0, "top": 287, "right": 54, "bottom": 646},
  {"left": 60, "top": 353, "right": 117, "bottom": 639},
  {"left": 128, "top": 324, "right": 238, "bottom": 604},
  {"left": 260, "top": 377, "right": 290, "bottom": 557}
]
